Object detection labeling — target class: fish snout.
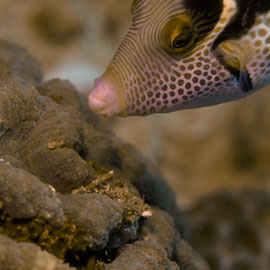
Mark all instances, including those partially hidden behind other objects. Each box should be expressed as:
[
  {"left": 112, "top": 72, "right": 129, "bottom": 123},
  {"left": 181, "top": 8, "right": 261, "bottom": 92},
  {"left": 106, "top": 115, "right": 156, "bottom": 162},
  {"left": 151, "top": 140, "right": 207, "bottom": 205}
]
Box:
[{"left": 88, "top": 70, "right": 127, "bottom": 117}]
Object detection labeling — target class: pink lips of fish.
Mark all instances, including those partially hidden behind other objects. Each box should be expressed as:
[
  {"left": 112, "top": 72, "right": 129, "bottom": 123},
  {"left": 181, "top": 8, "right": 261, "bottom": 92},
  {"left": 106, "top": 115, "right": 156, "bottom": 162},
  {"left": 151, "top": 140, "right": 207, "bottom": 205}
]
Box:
[{"left": 88, "top": 69, "right": 127, "bottom": 117}]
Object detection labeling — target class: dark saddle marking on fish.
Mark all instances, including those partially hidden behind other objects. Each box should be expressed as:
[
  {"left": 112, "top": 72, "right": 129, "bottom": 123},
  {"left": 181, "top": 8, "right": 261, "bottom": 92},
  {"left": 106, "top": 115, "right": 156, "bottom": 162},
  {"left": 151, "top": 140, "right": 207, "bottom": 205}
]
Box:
[
  {"left": 183, "top": 0, "right": 223, "bottom": 14},
  {"left": 184, "top": 0, "right": 223, "bottom": 44},
  {"left": 214, "top": 0, "right": 270, "bottom": 49}
]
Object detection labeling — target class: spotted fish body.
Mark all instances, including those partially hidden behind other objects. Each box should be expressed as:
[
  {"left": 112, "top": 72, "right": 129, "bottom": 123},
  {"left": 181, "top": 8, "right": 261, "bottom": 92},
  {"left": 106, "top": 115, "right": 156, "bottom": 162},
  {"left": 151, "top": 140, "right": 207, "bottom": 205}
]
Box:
[{"left": 89, "top": 0, "right": 270, "bottom": 117}]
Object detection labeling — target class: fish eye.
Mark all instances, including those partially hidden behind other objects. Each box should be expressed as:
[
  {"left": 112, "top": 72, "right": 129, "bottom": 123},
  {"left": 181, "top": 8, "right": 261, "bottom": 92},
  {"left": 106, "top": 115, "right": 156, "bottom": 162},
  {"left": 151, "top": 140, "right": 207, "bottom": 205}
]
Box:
[
  {"left": 171, "top": 30, "right": 193, "bottom": 49},
  {"left": 162, "top": 16, "right": 196, "bottom": 54}
]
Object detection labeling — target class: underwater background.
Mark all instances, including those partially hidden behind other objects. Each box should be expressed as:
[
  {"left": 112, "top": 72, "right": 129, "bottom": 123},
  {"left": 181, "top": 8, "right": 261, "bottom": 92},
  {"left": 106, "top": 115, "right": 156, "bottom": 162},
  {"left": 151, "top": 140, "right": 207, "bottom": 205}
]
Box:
[{"left": 0, "top": 0, "right": 270, "bottom": 269}]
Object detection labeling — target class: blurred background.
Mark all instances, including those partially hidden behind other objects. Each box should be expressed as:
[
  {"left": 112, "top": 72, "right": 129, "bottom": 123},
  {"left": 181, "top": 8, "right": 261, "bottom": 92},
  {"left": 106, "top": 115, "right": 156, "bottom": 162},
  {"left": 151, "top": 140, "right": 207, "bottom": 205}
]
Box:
[{"left": 0, "top": 0, "right": 269, "bottom": 208}]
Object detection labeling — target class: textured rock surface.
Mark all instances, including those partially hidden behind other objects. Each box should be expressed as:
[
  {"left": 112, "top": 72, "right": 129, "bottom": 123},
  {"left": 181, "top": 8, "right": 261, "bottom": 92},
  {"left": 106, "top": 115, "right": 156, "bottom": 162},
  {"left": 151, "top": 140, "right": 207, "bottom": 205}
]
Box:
[
  {"left": 59, "top": 193, "right": 125, "bottom": 251},
  {"left": 0, "top": 234, "right": 75, "bottom": 270},
  {"left": 36, "top": 78, "right": 82, "bottom": 110},
  {"left": 0, "top": 162, "right": 64, "bottom": 226},
  {"left": 0, "top": 39, "right": 42, "bottom": 84},
  {"left": 0, "top": 40, "right": 206, "bottom": 269},
  {"left": 187, "top": 189, "right": 270, "bottom": 270},
  {"left": 139, "top": 207, "right": 209, "bottom": 270},
  {"left": 104, "top": 240, "right": 180, "bottom": 270}
]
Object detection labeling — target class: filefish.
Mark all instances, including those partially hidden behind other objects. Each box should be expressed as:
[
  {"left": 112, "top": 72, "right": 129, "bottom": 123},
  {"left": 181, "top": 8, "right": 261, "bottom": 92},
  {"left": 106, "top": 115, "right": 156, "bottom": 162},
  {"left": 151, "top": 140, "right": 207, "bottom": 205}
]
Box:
[{"left": 88, "top": 0, "right": 270, "bottom": 117}]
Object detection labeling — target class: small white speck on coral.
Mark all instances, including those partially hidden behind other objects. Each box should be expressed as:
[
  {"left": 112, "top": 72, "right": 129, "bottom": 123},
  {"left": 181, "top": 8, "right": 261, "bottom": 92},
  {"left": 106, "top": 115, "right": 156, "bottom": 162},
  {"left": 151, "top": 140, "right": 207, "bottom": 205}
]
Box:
[{"left": 142, "top": 210, "right": 153, "bottom": 218}]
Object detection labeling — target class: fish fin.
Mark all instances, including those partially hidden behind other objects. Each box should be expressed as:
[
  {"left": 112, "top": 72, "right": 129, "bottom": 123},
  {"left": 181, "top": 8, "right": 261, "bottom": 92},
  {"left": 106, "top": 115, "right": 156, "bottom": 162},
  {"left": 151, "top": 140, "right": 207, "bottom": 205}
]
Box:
[
  {"left": 238, "top": 69, "right": 253, "bottom": 92},
  {"left": 216, "top": 40, "right": 253, "bottom": 92}
]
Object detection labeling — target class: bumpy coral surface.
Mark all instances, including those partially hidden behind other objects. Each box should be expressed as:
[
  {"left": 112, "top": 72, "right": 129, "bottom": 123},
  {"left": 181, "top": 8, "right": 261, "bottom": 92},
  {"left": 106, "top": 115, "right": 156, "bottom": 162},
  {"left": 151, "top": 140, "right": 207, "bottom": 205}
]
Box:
[
  {"left": 0, "top": 234, "right": 75, "bottom": 270},
  {"left": 0, "top": 39, "right": 207, "bottom": 270},
  {"left": 187, "top": 189, "right": 270, "bottom": 270}
]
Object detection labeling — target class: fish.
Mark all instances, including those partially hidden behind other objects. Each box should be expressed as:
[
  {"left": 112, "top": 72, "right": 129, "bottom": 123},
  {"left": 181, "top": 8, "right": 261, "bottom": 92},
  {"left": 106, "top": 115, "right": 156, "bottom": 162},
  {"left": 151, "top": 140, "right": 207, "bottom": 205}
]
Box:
[{"left": 88, "top": 0, "right": 270, "bottom": 117}]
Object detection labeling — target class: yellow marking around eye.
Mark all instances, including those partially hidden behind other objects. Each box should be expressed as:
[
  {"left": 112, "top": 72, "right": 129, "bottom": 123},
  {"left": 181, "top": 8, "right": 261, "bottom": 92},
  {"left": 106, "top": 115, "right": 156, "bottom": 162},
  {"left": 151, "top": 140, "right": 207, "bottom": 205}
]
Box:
[
  {"left": 171, "top": 29, "right": 181, "bottom": 41},
  {"left": 162, "top": 15, "right": 195, "bottom": 54}
]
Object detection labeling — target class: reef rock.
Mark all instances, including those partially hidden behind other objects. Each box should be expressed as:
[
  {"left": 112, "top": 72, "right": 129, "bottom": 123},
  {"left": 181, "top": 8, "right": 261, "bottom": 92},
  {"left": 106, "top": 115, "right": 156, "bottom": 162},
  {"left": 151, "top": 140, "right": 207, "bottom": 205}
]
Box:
[
  {"left": 0, "top": 39, "right": 206, "bottom": 270},
  {"left": 0, "top": 234, "right": 74, "bottom": 270},
  {"left": 104, "top": 240, "right": 180, "bottom": 270},
  {"left": 0, "top": 162, "right": 64, "bottom": 225}
]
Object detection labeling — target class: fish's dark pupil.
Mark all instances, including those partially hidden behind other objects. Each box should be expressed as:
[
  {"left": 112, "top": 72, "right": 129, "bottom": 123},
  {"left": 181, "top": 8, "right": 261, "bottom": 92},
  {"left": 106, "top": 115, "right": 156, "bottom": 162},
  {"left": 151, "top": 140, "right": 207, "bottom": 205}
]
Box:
[{"left": 173, "top": 31, "right": 193, "bottom": 48}]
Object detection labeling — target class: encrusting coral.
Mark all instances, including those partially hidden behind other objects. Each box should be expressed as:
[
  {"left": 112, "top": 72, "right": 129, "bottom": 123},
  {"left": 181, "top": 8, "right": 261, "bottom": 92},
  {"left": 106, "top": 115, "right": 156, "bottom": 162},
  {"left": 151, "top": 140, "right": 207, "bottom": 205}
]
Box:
[
  {"left": 0, "top": 39, "right": 208, "bottom": 269},
  {"left": 0, "top": 234, "right": 75, "bottom": 270}
]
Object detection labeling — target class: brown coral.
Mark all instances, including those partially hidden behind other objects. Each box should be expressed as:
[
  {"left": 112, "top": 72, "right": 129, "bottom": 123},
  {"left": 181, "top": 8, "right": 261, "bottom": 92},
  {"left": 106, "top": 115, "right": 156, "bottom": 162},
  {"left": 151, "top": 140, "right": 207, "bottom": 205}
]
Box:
[
  {"left": 0, "top": 234, "right": 75, "bottom": 270},
  {"left": 0, "top": 39, "right": 206, "bottom": 270}
]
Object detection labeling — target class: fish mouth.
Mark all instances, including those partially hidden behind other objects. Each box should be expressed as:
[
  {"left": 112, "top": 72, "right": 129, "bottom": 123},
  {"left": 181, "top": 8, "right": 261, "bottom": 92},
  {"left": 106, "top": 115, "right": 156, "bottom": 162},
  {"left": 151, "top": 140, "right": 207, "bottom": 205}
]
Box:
[
  {"left": 88, "top": 88, "right": 107, "bottom": 112},
  {"left": 88, "top": 91, "right": 113, "bottom": 116},
  {"left": 88, "top": 69, "right": 127, "bottom": 117}
]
